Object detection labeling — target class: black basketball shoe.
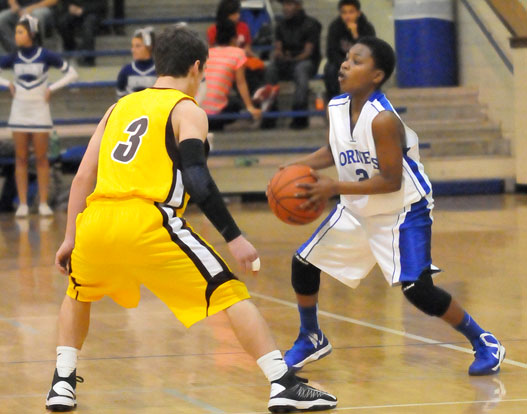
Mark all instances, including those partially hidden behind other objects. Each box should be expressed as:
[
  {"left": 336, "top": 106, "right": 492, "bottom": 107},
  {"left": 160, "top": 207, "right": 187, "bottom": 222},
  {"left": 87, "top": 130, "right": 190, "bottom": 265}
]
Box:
[
  {"left": 46, "top": 368, "right": 83, "bottom": 412},
  {"left": 268, "top": 369, "right": 337, "bottom": 412}
]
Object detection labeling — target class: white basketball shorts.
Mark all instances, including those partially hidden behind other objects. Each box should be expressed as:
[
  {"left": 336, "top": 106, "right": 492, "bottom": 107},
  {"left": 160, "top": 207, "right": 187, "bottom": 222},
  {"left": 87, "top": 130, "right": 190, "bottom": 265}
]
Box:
[{"left": 297, "top": 197, "right": 438, "bottom": 288}]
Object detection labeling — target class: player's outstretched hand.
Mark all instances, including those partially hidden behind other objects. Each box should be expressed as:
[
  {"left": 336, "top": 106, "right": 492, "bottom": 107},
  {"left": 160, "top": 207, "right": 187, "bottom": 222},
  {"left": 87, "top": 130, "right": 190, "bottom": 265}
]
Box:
[
  {"left": 227, "top": 235, "right": 260, "bottom": 276},
  {"left": 55, "top": 239, "right": 74, "bottom": 275},
  {"left": 296, "top": 170, "right": 338, "bottom": 210}
]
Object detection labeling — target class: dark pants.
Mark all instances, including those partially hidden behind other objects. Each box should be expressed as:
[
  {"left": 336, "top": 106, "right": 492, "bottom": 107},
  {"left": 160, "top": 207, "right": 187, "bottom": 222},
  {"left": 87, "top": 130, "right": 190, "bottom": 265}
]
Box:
[
  {"left": 265, "top": 59, "right": 315, "bottom": 111},
  {"left": 324, "top": 61, "right": 342, "bottom": 101},
  {"left": 57, "top": 12, "right": 100, "bottom": 63},
  {"left": 245, "top": 68, "right": 265, "bottom": 95},
  {"left": 208, "top": 96, "right": 243, "bottom": 131},
  {"left": 112, "top": 0, "right": 125, "bottom": 34},
  {"left": 114, "top": 0, "right": 125, "bottom": 18}
]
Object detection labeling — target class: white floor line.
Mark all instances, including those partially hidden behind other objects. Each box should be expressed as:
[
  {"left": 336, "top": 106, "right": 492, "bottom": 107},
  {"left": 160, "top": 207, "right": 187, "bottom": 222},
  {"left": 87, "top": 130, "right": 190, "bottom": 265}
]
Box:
[
  {"left": 250, "top": 292, "right": 527, "bottom": 369},
  {"left": 231, "top": 398, "right": 527, "bottom": 414},
  {"left": 331, "top": 398, "right": 527, "bottom": 411}
]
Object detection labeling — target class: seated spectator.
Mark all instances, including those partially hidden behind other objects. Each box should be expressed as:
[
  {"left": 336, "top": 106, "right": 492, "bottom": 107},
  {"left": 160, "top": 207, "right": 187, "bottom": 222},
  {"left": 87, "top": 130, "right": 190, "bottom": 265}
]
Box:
[
  {"left": 116, "top": 27, "right": 156, "bottom": 98},
  {"left": 56, "top": 0, "right": 108, "bottom": 67},
  {"left": 324, "top": 0, "right": 375, "bottom": 100},
  {"left": 262, "top": 0, "right": 321, "bottom": 130},
  {"left": 208, "top": 0, "right": 264, "bottom": 94},
  {"left": 201, "top": 19, "right": 261, "bottom": 131},
  {"left": 0, "top": 0, "right": 58, "bottom": 53},
  {"left": 208, "top": 0, "right": 250, "bottom": 49}
]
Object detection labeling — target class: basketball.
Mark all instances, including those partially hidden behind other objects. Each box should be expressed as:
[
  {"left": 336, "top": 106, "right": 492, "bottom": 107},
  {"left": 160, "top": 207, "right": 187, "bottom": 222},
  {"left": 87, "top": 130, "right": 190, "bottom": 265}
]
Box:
[{"left": 267, "top": 165, "right": 326, "bottom": 225}]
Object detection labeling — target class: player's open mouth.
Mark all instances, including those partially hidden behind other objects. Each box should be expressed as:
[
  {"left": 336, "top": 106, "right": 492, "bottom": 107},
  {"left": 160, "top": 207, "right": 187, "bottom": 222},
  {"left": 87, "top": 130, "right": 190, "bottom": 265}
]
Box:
[{"left": 338, "top": 72, "right": 345, "bottom": 82}]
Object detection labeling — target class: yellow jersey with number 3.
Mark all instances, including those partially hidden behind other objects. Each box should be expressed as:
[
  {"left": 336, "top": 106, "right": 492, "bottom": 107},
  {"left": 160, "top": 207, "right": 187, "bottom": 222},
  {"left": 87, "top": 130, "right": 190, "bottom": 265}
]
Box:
[{"left": 87, "top": 88, "right": 195, "bottom": 211}]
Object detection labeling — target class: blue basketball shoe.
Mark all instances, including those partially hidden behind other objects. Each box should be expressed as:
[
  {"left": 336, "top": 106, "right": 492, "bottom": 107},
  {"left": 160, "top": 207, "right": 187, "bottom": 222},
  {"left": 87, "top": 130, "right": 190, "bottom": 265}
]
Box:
[
  {"left": 284, "top": 330, "right": 332, "bottom": 371},
  {"left": 469, "top": 332, "right": 506, "bottom": 376}
]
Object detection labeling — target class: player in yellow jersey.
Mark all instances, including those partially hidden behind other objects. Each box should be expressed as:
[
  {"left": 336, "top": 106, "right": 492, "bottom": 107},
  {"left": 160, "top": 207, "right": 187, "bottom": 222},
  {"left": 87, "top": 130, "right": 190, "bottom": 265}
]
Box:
[{"left": 45, "top": 25, "right": 337, "bottom": 413}]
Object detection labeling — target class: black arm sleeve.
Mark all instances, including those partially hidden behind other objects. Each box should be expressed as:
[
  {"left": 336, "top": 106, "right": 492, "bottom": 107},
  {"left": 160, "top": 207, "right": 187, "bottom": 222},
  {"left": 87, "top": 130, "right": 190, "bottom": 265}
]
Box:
[{"left": 179, "top": 139, "right": 242, "bottom": 242}]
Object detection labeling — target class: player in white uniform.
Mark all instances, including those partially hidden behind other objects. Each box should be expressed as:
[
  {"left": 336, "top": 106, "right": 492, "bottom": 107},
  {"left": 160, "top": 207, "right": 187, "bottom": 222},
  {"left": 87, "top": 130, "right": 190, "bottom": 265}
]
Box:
[
  {"left": 281, "top": 37, "right": 505, "bottom": 376},
  {"left": 0, "top": 15, "right": 77, "bottom": 217}
]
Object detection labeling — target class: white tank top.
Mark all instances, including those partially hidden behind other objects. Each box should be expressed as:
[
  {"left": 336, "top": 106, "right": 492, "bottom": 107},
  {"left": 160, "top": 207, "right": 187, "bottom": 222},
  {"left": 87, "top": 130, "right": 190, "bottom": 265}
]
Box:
[{"left": 328, "top": 91, "right": 432, "bottom": 217}]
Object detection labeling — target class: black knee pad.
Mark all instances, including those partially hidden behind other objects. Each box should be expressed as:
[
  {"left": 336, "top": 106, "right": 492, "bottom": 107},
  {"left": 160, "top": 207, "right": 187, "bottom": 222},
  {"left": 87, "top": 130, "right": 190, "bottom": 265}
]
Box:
[
  {"left": 291, "top": 253, "right": 321, "bottom": 295},
  {"left": 401, "top": 270, "right": 452, "bottom": 317}
]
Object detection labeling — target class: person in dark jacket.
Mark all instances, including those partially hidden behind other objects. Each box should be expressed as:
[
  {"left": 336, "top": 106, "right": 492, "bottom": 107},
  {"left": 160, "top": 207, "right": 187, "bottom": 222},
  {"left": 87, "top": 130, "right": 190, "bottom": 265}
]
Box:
[
  {"left": 324, "top": 0, "right": 375, "bottom": 100},
  {"left": 0, "top": 0, "right": 58, "bottom": 53},
  {"left": 56, "top": 0, "right": 108, "bottom": 66},
  {"left": 263, "top": 0, "right": 321, "bottom": 129}
]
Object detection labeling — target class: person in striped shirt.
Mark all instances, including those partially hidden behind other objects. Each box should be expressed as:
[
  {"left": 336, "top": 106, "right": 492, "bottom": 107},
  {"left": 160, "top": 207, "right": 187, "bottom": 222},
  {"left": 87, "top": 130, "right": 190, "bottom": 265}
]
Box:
[{"left": 201, "top": 19, "right": 261, "bottom": 131}]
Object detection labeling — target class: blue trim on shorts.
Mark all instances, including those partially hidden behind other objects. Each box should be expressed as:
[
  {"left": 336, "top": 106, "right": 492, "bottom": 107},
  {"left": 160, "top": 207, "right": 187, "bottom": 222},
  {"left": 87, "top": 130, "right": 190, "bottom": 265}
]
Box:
[
  {"left": 297, "top": 204, "right": 339, "bottom": 256},
  {"left": 398, "top": 198, "right": 433, "bottom": 282}
]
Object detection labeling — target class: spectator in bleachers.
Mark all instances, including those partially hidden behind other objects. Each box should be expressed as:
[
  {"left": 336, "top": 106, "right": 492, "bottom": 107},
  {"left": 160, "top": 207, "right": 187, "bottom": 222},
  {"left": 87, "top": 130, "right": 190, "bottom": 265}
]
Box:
[
  {"left": 116, "top": 27, "right": 156, "bottom": 98},
  {"left": 56, "top": 0, "right": 108, "bottom": 67},
  {"left": 0, "top": 0, "right": 58, "bottom": 53},
  {"left": 202, "top": 19, "right": 261, "bottom": 131},
  {"left": 324, "top": 0, "right": 375, "bottom": 100},
  {"left": 208, "top": 0, "right": 251, "bottom": 49},
  {"left": 262, "top": 0, "right": 321, "bottom": 130},
  {"left": 208, "top": 0, "right": 264, "bottom": 94},
  {"left": 0, "top": 15, "right": 78, "bottom": 217}
]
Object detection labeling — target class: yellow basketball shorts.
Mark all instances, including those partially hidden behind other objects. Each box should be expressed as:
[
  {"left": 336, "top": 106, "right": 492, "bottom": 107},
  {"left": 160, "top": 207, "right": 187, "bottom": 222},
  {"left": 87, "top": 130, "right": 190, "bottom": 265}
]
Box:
[{"left": 67, "top": 198, "right": 250, "bottom": 327}]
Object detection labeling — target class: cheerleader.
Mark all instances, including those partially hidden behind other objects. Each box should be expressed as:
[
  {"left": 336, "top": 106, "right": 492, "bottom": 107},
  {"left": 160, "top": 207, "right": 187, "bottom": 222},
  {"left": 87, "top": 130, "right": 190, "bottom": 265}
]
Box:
[
  {"left": 116, "top": 27, "right": 156, "bottom": 98},
  {"left": 0, "top": 15, "right": 78, "bottom": 217}
]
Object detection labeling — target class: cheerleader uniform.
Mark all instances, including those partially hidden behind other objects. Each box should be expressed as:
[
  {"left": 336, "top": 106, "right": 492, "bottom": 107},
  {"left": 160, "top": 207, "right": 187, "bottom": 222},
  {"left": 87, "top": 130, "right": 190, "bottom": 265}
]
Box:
[
  {"left": 0, "top": 46, "right": 78, "bottom": 132},
  {"left": 116, "top": 58, "right": 156, "bottom": 98}
]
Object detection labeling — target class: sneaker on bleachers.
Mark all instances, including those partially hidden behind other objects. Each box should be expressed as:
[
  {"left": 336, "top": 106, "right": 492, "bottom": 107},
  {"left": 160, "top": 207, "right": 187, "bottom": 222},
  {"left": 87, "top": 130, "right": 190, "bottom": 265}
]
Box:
[
  {"left": 284, "top": 329, "right": 332, "bottom": 371},
  {"left": 253, "top": 85, "right": 272, "bottom": 104},
  {"left": 259, "top": 85, "right": 280, "bottom": 112}
]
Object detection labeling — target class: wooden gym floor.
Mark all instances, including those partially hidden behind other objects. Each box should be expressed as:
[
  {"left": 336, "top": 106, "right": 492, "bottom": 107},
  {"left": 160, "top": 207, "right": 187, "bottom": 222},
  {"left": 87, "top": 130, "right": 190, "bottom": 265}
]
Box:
[{"left": 1, "top": 194, "right": 526, "bottom": 413}]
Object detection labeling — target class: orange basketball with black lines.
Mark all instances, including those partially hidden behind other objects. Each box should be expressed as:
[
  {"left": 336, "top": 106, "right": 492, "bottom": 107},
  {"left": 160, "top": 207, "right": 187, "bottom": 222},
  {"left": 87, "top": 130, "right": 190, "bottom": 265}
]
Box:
[{"left": 267, "top": 165, "right": 326, "bottom": 225}]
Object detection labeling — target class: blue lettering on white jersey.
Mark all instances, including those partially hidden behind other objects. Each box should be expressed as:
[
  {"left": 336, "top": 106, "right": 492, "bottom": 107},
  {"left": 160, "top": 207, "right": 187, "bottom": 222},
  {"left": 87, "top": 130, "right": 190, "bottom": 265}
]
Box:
[{"left": 327, "top": 90, "right": 433, "bottom": 217}]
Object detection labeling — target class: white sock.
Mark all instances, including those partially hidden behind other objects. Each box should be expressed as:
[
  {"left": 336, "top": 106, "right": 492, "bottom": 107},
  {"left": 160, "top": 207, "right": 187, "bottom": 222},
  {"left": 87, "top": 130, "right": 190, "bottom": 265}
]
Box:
[
  {"left": 257, "top": 350, "right": 288, "bottom": 382},
  {"left": 56, "top": 346, "right": 78, "bottom": 377}
]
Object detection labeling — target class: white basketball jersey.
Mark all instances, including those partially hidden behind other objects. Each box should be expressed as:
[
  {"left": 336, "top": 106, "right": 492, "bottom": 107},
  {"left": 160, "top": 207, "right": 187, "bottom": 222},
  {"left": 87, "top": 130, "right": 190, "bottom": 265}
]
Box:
[{"left": 328, "top": 91, "right": 432, "bottom": 217}]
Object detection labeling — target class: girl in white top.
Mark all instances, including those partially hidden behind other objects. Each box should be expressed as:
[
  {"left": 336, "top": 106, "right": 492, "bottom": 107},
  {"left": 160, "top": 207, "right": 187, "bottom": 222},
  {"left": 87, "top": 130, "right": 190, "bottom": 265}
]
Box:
[{"left": 0, "top": 15, "right": 78, "bottom": 217}]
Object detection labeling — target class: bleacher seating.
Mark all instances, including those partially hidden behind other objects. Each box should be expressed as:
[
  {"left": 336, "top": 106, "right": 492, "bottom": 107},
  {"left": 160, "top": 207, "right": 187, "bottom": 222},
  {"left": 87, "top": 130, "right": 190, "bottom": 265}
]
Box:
[{"left": 0, "top": 0, "right": 513, "bottom": 201}]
